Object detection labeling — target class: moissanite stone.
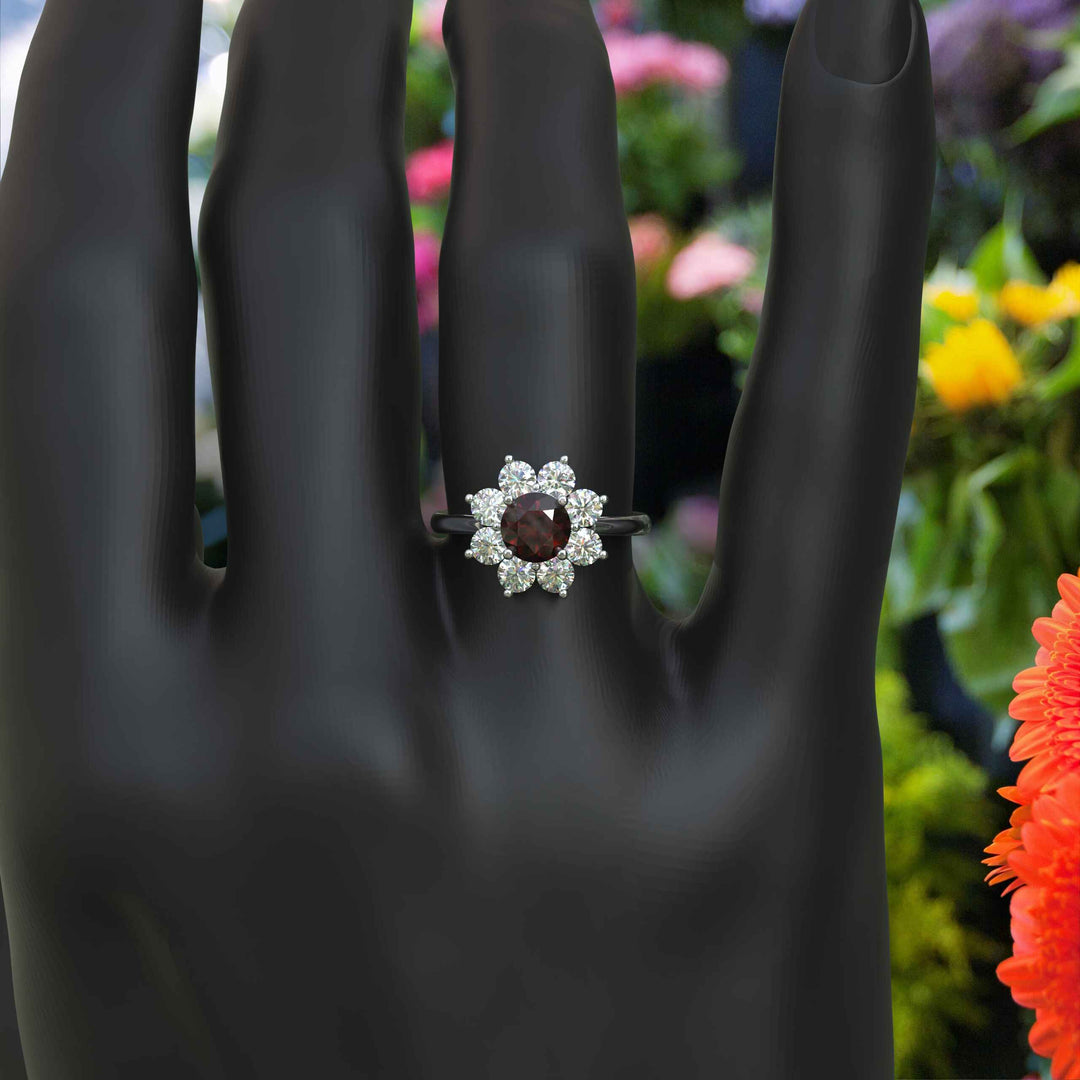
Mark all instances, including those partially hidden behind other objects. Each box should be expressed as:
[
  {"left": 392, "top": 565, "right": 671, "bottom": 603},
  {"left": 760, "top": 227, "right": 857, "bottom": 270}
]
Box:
[
  {"left": 469, "top": 527, "right": 507, "bottom": 565},
  {"left": 537, "top": 559, "right": 574, "bottom": 596},
  {"left": 565, "top": 528, "right": 603, "bottom": 566},
  {"left": 498, "top": 556, "right": 536, "bottom": 595},
  {"left": 566, "top": 487, "right": 603, "bottom": 527},
  {"left": 501, "top": 492, "right": 572, "bottom": 562},
  {"left": 537, "top": 460, "right": 576, "bottom": 501},
  {"left": 469, "top": 488, "right": 505, "bottom": 528},
  {"left": 498, "top": 459, "right": 537, "bottom": 499}
]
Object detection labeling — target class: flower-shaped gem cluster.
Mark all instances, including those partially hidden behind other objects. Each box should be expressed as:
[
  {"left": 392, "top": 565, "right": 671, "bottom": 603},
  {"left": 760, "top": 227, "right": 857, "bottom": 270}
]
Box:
[{"left": 464, "top": 455, "right": 608, "bottom": 597}]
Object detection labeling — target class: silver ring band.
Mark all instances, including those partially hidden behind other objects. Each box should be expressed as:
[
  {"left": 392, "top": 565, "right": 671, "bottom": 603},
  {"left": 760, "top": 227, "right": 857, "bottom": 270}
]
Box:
[{"left": 430, "top": 511, "right": 651, "bottom": 537}]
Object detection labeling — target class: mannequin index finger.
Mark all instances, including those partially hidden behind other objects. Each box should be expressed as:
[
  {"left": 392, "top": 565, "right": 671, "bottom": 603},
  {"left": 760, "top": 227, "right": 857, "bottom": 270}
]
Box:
[{"left": 681, "top": 0, "right": 935, "bottom": 684}]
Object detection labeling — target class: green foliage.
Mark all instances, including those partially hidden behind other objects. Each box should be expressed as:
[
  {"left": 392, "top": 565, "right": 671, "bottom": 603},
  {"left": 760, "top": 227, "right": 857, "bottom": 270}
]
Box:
[
  {"left": 877, "top": 671, "right": 1002, "bottom": 1079},
  {"left": 617, "top": 88, "right": 739, "bottom": 225},
  {"left": 887, "top": 218, "right": 1080, "bottom": 715},
  {"left": 966, "top": 197, "right": 1045, "bottom": 293},
  {"left": 404, "top": 46, "right": 453, "bottom": 155},
  {"left": 632, "top": 520, "right": 712, "bottom": 616},
  {"left": 1008, "top": 16, "right": 1080, "bottom": 144},
  {"left": 889, "top": 450, "right": 1069, "bottom": 713},
  {"left": 655, "top": 0, "right": 751, "bottom": 54}
]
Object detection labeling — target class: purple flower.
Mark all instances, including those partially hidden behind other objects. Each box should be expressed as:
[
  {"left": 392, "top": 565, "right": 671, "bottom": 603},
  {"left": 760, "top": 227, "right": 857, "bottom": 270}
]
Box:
[
  {"left": 927, "top": 0, "right": 1078, "bottom": 139},
  {"left": 744, "top": 0, "right": 806, "bottom": 28}
]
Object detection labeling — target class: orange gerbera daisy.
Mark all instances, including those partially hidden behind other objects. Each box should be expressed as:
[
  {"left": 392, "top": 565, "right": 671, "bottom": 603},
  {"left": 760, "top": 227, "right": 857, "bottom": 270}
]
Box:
[
  {"left": 1010, "top": 573, "right": 1080, "bottom": 793},
  {"left": 984, "top": 785, "right": 1033, "bottom": 895},
  {"left": 984, "top": 571, "right": 1080, "bottom": 891},
  {"left": 996, "top": 774, "right": 1080, "bottom": 1080}
]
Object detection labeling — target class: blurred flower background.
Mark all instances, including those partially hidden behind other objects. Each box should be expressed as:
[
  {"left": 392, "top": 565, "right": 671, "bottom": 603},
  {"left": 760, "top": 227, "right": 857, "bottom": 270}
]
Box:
[{"left": 3, "top": 0, "right": 1080, "bottom": 1076}]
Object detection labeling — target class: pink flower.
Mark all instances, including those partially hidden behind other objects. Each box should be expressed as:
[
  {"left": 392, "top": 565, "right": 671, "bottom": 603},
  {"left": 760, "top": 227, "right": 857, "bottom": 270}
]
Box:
[
  {"left": 406, "top": 140, "right": 454, "bottom": 203},
  {"left": 666, "top": 233, "right": 755, "bottom": 300},
  {"left": 417, "top": 0, "right": 447, "bottom": 48},
  {"left": 596, "top": 0, "right": 639, "bottom": 30},
  {"left": 674, "top": 496, "right": 719, "bottom": 555},
  {"left": 414, "top": 230, "right": 441, "bottom": 334},
  {"left": 740, "top": 287, "right": 765, "bottom": 315},
  {"left": 604, "top": 31, "right": 729, "bottom": 96},
  {"left": 628, "top": 214, "right": 673, "bottom": 269},
  {"left": 420, "top": 474, "right": 446, "bottom": 535}
]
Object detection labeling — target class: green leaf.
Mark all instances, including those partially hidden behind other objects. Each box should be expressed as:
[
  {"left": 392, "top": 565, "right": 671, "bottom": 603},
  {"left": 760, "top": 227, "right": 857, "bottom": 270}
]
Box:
[
  {"left": 966, "top": 204, "right": 1044, "bottom": 293},
  {"left": 1037, "top": 317, "right": 1080, "bottom": 401},
  {"left": 919, "top": 302, "right": 960, "bottom": 350},
  {"left": 1047, "top": 465, "right": 1080, "bottom": 567},
  {"left": 1007, "top": 46, "right": 1080, "bottom": 144},
  {"left": 968, "top": 488, "right": 1004, "bottom": 593},
  {"left": 940, "top": 510, "right": 1060, "bottom": 712},
  {"left": 966, "top": 447, "right": 1037, "bottom": 493}
]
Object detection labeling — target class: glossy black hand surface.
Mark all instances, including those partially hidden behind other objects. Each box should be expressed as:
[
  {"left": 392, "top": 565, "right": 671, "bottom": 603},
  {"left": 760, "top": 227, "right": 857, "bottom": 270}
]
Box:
[{"left": 0, "top": 0, "right": 933, "bottom": 1075}]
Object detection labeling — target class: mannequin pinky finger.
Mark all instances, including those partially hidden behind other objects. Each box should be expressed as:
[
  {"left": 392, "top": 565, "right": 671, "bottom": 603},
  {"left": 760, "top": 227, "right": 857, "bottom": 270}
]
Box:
[{"left": 0, "top": 2, "right": 205, "bottom": 643}]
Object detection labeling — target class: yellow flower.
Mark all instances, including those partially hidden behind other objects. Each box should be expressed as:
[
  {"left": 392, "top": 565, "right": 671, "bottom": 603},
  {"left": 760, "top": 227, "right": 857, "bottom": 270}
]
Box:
[
  {"left": 924, "top": 285, "right": 979, "bottom": 322},
  {"left": 1050, "top": 262, "right": 1080, "bottom": 305},
  {"left": 923, "top": 319, "right": 1023, "bottom": 412},
  {"left": 999, "top": 277, "right": 1080, "bottom": 327}
]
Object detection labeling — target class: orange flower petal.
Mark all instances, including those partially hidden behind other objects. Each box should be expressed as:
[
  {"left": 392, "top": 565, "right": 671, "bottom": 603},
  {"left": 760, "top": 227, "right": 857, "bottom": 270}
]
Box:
[
  {"left": 1030, "top": 1014, "right": 1062, "bottom": 1056},
  {"left": 1017, "top": 754, "right": 1064, "bottom": 797},
  {"left": 1051, "top": 1032, "right": 1080, "bottom": 1080},
  {"left": 1011, "top": 688, "right": 1050, "bottom": 723},
  {"left": 1012, "top": 722, "right": 1056, "bottom": 759},
  {"left": 1033, "top": 617, "right": 1065, "bottom": 649},
  {"left": 1058, "top": 573, "right": 1080, "bottom": 610},
  {"left": 1014, "top": 666, "right": 1047, "bottom": 691}
]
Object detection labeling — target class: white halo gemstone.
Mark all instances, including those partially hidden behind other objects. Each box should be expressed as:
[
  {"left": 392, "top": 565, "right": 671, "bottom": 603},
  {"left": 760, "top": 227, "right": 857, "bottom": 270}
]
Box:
[
  {"left": 497, "top": 556, "right": 536, "bottom": 594},
  {"left": 565, "top": 528, "right": 603, "bottom": 566},
  {"left": 469, "top": 527, "right": 508, "bottom": 566},
  {"left": 537, "top": 559, "right": 575, "bottom": 595},
  {"left": 537, "top": 460, "right": 576, "bottom": 501},
  {"left": 498, "top": 459, "right": 536, "bottom": 499},
  {"left": 566, "top": 488, "right": 603, "bottom": 527},
  {"left": 470, "top": 488, "right": 505, "bottom": 528}
]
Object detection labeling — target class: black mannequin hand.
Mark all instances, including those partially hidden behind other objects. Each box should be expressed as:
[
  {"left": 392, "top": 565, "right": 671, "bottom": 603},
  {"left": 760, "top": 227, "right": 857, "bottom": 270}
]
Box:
[{"left": 0, "top": 0, "right": 934, "bottom": 1076}]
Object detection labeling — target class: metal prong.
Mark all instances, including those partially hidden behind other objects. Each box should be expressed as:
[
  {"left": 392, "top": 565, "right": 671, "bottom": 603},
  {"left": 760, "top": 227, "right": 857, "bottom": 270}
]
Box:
[
  {"left": 600, "top": 494, "right": 609, "bottom": 504},
  {"left": 505, "top": 496, "right": 514, "bottom": 506},
  {"left": 466, "top": 493, "right": 474, "bottom": 503},
  {"left": 464, "top": 549, "right": 474, "bottom": 559},
  {"left": 505, "top": 454, "right": 513, "bottom": 463},
  {"left": 504, "top": 589, "right": 513, "bottom": 598},
  {"left": 600, "top": 550, "right": 609, "bottom": 559},
  {"left": 558, "top": 550, "right": 568, "bottom": 560},
  {"left": 559, "top": 589, "right": 568, "bottom": 598},
  {"left": 560, "top": 455, "right": 569, "bottom": 463}
]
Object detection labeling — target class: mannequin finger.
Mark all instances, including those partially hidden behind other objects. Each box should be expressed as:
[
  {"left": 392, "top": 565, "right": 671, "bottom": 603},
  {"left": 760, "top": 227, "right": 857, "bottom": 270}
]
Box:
[
  {"left": 438, "top": 0, "right": 641, "bottom": 634},
  {"left": 683, "top": 0, "right": 934, "bottom": 685},
  {"left": 0, "top": 1, "right": 203, "bottom": 636},
  {"left": 199, "top": 0, "right": 425, "bottom": 624}
]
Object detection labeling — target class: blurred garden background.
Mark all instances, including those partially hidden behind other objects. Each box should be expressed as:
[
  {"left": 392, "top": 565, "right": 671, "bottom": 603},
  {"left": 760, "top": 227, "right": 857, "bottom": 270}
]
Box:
[{"left": 3, "top": 0, "right": 1080, "bottom": 1076}]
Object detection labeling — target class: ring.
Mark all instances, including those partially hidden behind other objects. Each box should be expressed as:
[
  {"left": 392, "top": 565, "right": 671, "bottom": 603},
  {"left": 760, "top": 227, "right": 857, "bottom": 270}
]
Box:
[{"left": 430, "top": 454, "right": 651, "bottom": 598}]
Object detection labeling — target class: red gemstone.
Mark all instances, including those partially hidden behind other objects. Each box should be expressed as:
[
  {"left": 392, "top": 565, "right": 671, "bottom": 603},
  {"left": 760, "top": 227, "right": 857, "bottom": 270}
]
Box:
[{"left": 501, "top": 492, "right": 572, "bottom": 562}]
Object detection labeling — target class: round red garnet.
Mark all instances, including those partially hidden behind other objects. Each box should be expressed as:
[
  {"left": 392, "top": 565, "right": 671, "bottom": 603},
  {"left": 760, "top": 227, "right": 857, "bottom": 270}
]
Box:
[{"left": 501, "top": 492, "right": 572, "bottom": 562}]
